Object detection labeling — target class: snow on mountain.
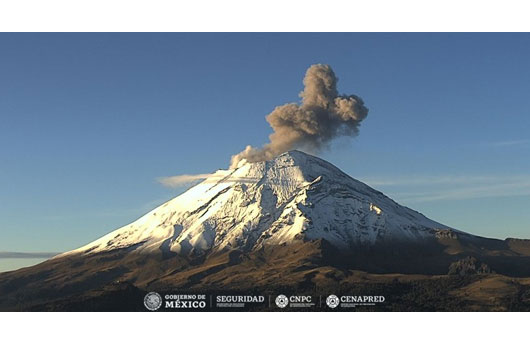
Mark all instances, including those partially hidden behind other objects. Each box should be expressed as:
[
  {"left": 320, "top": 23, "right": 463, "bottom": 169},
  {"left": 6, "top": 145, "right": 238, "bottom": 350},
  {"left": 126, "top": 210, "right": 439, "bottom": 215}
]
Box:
[{"left": 60, "top": 150, "right": 450, "bottom": 258}]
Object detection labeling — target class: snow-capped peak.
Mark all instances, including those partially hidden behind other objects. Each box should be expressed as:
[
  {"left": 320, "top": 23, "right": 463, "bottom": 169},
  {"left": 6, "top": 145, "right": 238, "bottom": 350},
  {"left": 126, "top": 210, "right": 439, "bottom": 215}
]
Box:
[{"left": 60, "top": 150, "right": 450, "bottom": 258}]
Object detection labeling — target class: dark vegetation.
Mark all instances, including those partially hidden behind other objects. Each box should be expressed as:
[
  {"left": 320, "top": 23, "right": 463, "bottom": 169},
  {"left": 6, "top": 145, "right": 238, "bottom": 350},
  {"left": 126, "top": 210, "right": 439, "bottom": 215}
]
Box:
[{"left": 2, "top": 234, "right": 530, "bottom": 311}]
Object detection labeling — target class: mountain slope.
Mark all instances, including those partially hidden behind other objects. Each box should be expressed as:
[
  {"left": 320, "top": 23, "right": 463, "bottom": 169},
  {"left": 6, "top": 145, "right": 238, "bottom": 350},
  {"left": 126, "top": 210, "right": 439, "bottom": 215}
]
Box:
[
  {"left": 3, "top": 150, "right": 530, "bottom": 311},
  {"left": 61, "top": 150, "right": 451, "bottom": 259}
]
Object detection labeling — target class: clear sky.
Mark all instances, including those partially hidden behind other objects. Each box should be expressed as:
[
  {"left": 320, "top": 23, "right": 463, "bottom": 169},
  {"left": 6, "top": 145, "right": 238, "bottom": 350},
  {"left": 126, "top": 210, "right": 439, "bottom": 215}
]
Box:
[{"left": 1, "top": 33, "right": 529, "bottom": 264}]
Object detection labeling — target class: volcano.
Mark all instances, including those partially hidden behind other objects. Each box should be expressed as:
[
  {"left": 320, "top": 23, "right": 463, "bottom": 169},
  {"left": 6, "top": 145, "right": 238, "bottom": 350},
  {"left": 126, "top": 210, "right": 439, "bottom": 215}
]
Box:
[
  {"left": 62, "top": 150, "right": 452, "bottom": 257},
  {"left": 2, "top": 150, "right": 530, "bottom": 311}
]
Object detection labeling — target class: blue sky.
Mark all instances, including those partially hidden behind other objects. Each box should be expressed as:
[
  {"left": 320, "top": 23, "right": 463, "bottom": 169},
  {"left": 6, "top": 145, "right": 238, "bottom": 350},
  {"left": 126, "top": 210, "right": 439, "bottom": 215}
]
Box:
[{"left": 1, "top": 33, "right": 529, "bottom": 259}]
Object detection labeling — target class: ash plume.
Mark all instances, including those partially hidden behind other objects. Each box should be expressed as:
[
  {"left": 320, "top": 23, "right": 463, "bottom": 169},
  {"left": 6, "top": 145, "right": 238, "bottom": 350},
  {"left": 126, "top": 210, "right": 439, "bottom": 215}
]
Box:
[{"left": 230, "top": 64, "right": 368, "bottom": 168}]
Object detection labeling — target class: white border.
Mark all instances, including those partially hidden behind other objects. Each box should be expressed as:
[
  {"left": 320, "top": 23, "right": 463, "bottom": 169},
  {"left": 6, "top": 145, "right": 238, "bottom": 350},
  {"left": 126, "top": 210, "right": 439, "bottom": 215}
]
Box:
[
  {"left": 1, "top": 312, "right": 527, "bottom": 352},
  {"left": 0, "top": 0, "right": 529, "bottom": 32},
  {"left": 1, "top": 2, "right": 529, "bottom": 351}
]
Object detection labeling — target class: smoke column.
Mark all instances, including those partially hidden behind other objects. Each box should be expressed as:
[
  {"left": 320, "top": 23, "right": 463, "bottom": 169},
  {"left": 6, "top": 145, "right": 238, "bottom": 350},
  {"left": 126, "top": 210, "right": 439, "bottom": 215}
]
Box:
[{"left": 230, "top": 64, "right": 369, "bottom": 168}]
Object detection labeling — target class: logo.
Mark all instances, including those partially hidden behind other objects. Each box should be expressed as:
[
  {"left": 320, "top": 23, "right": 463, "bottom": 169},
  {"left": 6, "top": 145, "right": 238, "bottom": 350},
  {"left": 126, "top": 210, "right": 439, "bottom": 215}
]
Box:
[
  {"left": 165, "top": 294, "right": 207, "bottom": 309},
  {"left": 339, "top": 295, "right": 385, "bottom": 308},
  {"left": 326, "top": 294, "right": 340, "bottom": 309},
  {"left": 275, "top": 294, "right": 289, "bottom": 308},
  {"left": 216, "top": 295, "right": 265, "bottom": 308},
  {"left": 144, "top": 292, "right": 162, "bottom": 311}
]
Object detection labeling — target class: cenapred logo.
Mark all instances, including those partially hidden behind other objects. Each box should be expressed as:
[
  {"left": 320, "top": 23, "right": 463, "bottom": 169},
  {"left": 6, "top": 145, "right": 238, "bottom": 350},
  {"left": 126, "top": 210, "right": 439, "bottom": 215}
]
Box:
[
  {"left": 275, "top": 294, "right": 289, "bottom": 308},
  {"left": 144, "top": 292, "right": 162, "bottom": 311},
  {"left": 326, "top": 294, "right": 340, "bottom": 309}
]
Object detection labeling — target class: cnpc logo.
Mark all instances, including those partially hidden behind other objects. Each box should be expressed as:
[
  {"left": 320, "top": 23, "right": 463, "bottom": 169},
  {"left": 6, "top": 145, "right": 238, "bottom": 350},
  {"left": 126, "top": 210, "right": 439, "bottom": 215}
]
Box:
[{"left": 275, "top": 294, "right": 312, "bottom": 308}]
